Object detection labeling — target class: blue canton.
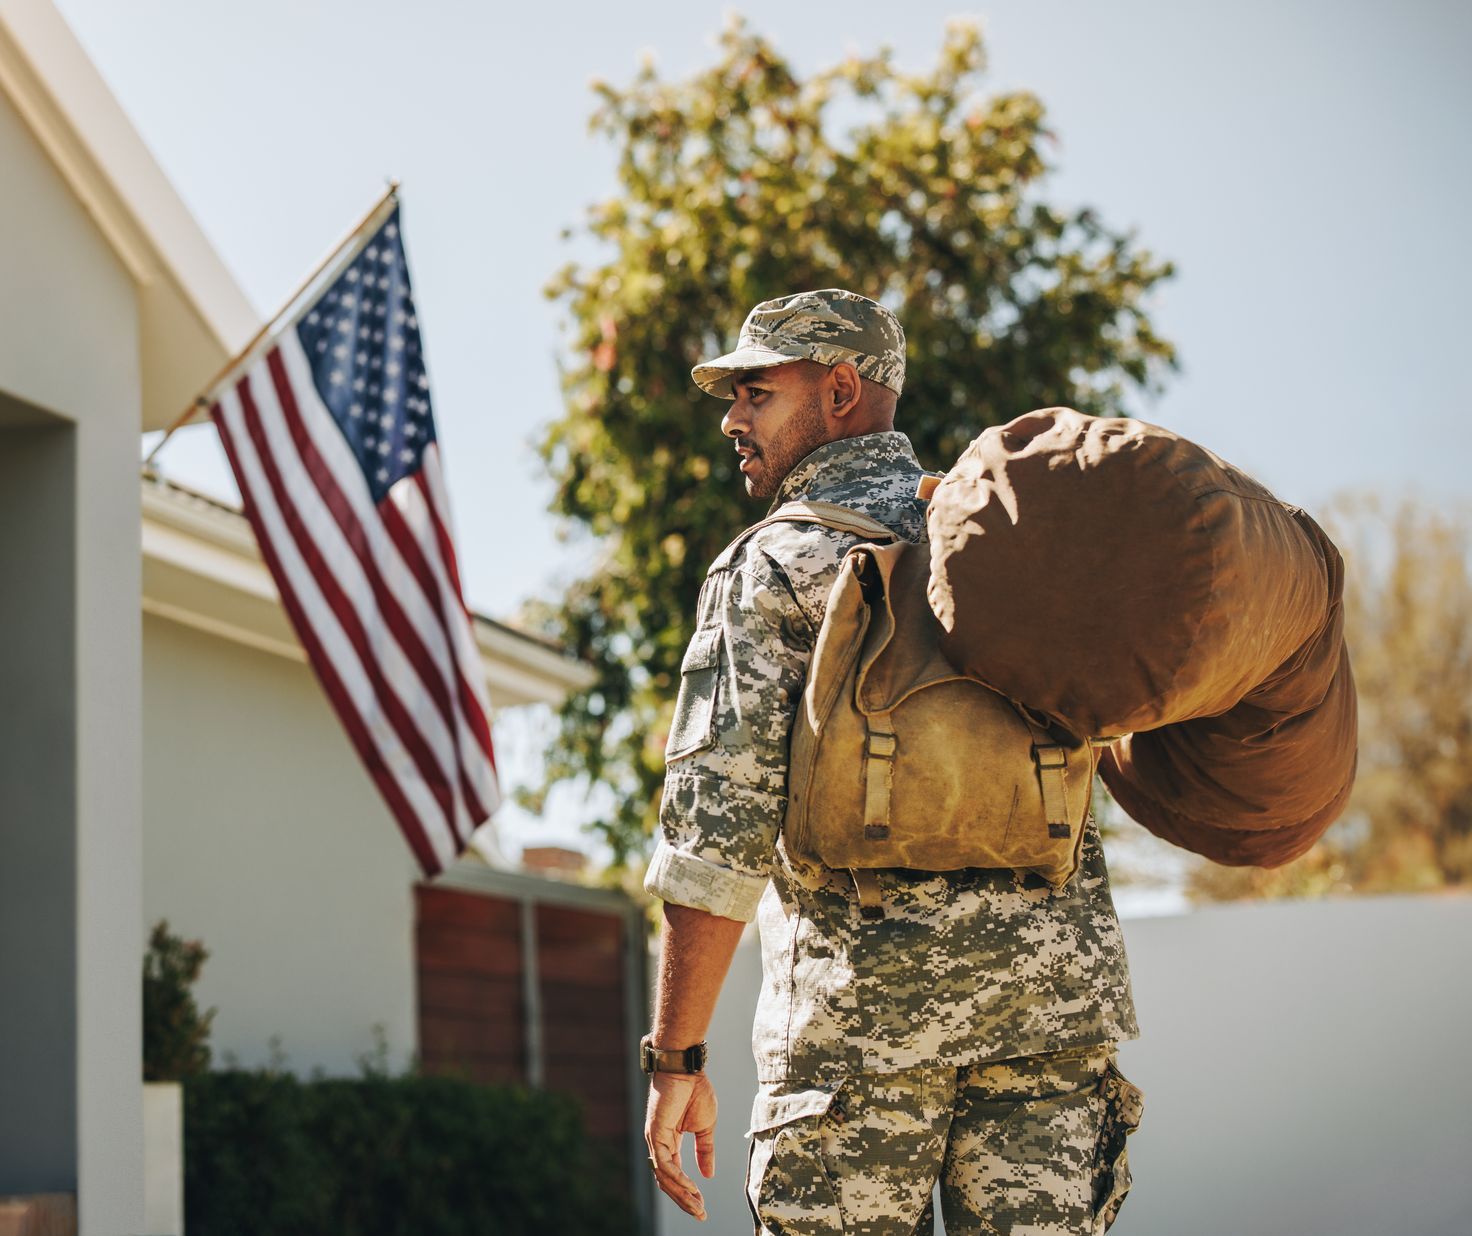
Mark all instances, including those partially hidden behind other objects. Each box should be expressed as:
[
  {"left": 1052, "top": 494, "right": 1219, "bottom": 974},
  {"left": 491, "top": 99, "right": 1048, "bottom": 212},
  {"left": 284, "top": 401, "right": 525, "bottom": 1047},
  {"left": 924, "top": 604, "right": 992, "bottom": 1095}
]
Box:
[{"left": 296, "top": 206, "right": 436, "bottom": 502}]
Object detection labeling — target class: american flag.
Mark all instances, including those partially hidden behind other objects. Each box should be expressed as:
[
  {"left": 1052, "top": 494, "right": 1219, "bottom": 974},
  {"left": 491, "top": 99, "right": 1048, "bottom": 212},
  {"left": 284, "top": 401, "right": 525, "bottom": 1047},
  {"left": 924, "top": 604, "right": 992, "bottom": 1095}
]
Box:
[{"left": 210, "top": 201, "right": 499, "bottom": 875}]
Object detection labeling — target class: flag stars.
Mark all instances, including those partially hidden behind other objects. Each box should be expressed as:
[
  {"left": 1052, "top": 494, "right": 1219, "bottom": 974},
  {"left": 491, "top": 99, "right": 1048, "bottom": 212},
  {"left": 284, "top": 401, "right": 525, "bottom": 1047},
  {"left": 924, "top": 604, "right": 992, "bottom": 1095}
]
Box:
[{"left": 292, "top": 212, "right": 435, "bottom": 502}]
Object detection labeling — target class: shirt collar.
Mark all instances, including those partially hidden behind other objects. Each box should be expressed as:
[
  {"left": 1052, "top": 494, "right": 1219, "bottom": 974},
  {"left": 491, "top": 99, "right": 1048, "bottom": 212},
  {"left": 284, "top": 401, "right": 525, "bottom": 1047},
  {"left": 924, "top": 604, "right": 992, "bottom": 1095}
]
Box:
[{"left": 767, "top": 431, "right": 922, "bottom": 514}]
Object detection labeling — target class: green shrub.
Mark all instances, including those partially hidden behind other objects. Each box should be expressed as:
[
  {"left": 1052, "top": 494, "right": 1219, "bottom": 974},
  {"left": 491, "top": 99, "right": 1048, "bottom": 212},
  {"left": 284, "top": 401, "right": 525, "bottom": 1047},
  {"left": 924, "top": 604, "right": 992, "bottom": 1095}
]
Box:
[
  {"left": 143, "top": 920, "right": 215, "bottom": 1081},
  {"left": 184, "top": 1070, "right": 633, "bottom": 1235}
]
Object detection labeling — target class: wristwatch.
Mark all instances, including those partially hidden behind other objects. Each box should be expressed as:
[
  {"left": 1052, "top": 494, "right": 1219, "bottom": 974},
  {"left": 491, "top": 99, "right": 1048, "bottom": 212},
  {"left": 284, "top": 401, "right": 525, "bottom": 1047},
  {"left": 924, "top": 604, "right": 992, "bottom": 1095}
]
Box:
[{"left": 639, "top": 1034, "right": 708, "bottom": 1075}]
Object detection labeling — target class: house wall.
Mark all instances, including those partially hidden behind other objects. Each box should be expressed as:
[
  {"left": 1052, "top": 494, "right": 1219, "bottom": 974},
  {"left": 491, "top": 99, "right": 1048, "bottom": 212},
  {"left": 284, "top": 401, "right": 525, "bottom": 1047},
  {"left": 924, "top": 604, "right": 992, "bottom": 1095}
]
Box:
[
  {"left": 663, "top": 889, "right": 1472, "bottom": 1236},
  {"left": 0, "top": 82, "right": 144, "bottom": 1232},
  {"left": 141, "top": 612, "right": 421, "bottom": 1077}
]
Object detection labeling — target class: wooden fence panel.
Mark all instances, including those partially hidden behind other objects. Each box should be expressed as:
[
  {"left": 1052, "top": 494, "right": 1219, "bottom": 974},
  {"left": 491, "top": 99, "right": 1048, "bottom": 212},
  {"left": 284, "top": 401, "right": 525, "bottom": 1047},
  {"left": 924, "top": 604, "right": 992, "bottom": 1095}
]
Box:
[{"left": 413, "top": 879, "right": 646, "bottom": 1224}]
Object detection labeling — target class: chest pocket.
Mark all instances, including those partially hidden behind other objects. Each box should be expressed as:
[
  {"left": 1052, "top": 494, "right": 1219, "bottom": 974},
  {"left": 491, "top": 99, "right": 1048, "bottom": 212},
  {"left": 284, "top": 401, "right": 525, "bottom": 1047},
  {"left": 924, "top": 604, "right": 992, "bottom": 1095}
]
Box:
[{"left": 666, "top": 626, "right": 723, "bottom": 761}]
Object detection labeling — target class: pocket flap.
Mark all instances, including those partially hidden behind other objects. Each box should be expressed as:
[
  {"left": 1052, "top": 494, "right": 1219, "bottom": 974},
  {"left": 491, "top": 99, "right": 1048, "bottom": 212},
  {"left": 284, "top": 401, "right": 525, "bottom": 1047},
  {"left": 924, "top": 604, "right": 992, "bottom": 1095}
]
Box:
[
  {"left": 681, "top": 627, "right": 722, "bottom": 673},
  {"left": 1103, "top": 1060, "right": 1145, "bottom": 1129},
  {"left": 746, "top": 1082, "right": 843, "bottom": 1137}
]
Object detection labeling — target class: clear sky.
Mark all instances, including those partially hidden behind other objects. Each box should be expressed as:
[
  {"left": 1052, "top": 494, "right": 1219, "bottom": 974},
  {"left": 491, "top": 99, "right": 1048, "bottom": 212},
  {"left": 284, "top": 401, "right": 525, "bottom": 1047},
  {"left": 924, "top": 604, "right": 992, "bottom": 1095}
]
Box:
[{"left": 59, "top": 0, "right": 1471, "bottom": 871}]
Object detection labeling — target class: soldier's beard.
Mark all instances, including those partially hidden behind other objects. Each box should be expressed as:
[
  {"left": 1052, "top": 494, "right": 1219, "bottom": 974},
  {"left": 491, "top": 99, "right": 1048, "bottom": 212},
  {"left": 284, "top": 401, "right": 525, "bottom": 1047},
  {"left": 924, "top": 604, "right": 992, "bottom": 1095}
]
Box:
[{"left": 742, "top": 390, "right": 828, "bottom": 499}]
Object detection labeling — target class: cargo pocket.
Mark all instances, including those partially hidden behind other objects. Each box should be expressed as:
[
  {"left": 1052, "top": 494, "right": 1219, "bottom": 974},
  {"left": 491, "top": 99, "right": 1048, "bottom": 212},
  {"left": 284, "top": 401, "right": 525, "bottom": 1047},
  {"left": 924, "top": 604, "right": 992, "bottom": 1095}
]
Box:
[
  {"left": 746, "top": 1086, "right": 845, "bottom": 1234},
  {"left": 1091, "top": 1057, "right": 1144, "bottom": 1233},
  {"left": 666, "top": 627, "right": 722, "bottom": 761}
]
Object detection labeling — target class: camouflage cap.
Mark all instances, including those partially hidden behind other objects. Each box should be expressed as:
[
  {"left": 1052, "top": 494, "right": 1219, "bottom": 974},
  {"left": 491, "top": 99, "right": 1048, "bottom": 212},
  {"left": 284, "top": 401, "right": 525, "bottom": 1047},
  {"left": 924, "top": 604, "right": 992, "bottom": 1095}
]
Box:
[{"left": 691, "top": 288, "right": 906, "bottom": 399}]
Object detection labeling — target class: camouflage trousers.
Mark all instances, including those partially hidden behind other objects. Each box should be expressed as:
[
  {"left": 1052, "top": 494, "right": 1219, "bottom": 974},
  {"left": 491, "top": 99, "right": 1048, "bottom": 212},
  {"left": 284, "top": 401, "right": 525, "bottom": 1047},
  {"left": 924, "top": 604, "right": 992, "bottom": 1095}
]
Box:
[{"left": 744, "top": 1041, "right": 1143, "bottom": 1235}]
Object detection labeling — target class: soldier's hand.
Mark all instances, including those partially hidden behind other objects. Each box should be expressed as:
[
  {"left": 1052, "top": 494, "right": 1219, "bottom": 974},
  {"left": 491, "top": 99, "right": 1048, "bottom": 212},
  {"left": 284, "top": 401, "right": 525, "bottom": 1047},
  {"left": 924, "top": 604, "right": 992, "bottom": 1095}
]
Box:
[{"left": 645, "top": 1072, "right": 718, "bottom": 1221}]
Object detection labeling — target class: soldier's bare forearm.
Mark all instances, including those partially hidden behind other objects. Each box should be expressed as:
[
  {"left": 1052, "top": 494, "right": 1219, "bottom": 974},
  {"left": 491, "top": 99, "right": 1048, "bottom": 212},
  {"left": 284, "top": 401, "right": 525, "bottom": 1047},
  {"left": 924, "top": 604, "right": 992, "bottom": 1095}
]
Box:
[{"left": 652, "top": 901, "right": 746, "bottom": 1046}]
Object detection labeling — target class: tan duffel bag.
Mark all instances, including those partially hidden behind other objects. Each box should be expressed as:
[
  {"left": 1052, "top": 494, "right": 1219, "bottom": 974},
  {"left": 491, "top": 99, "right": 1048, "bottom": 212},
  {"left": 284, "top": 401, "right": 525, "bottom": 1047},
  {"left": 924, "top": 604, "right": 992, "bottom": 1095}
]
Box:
[{"left": 747, "top": 502, "right": 1110, "bottom": 916}]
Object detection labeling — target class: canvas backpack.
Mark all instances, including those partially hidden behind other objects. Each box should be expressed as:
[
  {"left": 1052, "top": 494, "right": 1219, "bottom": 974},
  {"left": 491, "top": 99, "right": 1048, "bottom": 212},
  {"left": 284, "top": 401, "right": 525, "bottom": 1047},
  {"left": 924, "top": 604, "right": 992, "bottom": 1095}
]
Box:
[{"left": 719, "top": 497, "right": 1115, "bottom": 921}]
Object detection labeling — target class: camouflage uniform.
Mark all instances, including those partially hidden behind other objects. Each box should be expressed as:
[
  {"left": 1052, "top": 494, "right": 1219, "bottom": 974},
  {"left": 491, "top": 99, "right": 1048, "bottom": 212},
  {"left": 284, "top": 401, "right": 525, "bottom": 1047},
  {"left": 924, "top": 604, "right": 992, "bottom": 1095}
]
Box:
[
  {"left": 747, "top": 1042, "right": 1143, "bottom": 1235},
  {"left": 647, "top": 293, "right": 1144, "bottom": 1233}
]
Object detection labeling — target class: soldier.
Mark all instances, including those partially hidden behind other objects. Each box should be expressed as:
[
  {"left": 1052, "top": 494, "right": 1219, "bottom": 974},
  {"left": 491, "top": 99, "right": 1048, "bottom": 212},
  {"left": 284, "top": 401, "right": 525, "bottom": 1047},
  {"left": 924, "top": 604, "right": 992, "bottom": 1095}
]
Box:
[{"left": 641, "top": 288, "right": 1144, "bottom": 1234}]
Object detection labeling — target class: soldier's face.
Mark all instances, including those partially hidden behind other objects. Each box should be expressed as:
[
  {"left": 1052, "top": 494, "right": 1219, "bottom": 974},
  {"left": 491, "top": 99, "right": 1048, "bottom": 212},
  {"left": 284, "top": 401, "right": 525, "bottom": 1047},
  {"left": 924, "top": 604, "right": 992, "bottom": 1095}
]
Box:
[{"left": 723, "top": 363, "right": 831, "bottom": 499}]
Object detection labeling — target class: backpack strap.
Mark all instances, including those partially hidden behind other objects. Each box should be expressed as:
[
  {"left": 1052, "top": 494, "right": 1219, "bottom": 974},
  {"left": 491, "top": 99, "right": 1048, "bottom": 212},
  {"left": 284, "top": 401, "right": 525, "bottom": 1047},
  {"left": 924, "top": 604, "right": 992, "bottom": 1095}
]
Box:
[
  {"left": 718, "top": 501, "right": 899, "bottom": 922},
  {"left": 852, "top": 704, "right": 899, "bottom": 922},
  {"left": 862, "top": 707, "right": 898, "bottom": 849},
  {"left": 850, "top": 868, "right": 885, "bottom": 922},
  {"left": 1022, "top": 712, "right": 1079, "bottom": 842},
  {"left": 711, "top": 500, "right": 900, "bottom": 571}
]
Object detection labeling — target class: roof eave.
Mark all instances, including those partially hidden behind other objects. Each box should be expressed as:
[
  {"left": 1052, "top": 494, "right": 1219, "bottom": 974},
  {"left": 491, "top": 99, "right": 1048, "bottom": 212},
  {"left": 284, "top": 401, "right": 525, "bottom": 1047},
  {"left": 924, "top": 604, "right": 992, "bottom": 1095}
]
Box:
[
  {"left": 0, "top": 0, "right": 259, "bottom": 431},
  {"left": 140, "top": 475, "right": 594, "bottom": 708}
]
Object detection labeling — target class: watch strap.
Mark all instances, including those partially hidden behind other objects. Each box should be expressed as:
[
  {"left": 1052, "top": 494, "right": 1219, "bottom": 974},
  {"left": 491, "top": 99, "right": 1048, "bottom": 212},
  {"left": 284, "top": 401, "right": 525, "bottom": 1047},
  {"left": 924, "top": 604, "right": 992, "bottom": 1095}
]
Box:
[{"left": 640, "top": 1034, "right": 708, "bottom": 1074}]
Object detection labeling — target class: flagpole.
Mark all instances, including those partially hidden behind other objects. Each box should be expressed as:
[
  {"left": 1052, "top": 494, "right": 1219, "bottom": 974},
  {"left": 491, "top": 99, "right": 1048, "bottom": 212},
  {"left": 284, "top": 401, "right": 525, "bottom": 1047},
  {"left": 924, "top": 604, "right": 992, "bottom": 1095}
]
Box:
[{"left": 143, "top": 179, "right": 401, "bottom": 469}]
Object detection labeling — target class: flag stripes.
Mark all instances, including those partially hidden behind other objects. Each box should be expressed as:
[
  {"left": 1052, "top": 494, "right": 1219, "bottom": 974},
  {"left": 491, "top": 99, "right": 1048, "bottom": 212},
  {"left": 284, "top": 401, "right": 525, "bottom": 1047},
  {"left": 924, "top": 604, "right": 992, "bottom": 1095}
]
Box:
[
  {"left": 211, "top": 342, "right": 500, "bottom": 871},
  {"left": 266, "top": 342, "right": 493, "bottom": 826}
]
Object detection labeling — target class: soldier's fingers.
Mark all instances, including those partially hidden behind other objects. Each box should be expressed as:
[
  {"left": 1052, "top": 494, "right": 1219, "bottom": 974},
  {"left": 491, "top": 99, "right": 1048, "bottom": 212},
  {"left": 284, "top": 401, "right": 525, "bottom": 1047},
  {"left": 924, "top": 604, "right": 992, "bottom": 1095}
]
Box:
[
  {"left": 694, "top": 1126, "right": 716, "bottom": 1178},
  {"left": 651, "top": 1141, "right": 706, "bottom": 1219}
]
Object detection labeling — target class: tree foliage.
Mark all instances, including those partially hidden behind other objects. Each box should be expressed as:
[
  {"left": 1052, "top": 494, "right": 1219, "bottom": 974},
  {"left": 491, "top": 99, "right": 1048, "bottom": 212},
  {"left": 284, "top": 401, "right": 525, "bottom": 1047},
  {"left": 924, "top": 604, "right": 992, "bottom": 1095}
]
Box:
[
  {"left": 535, "top": 18, "right": 1177, "bottom": 863},
  {"left": 143, "top": 919, "right": 216, "bottom": 1082},
  {"left": 1187, "top": 491, "right": 1472, "bottom": 903}
]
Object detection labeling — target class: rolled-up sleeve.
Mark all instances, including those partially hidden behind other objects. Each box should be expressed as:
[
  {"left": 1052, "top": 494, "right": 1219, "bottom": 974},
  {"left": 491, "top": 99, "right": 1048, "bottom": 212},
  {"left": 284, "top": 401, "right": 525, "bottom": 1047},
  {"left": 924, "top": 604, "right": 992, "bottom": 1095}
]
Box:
[{"left": 643, "top": 554, "right": 812, "bottom": 921}]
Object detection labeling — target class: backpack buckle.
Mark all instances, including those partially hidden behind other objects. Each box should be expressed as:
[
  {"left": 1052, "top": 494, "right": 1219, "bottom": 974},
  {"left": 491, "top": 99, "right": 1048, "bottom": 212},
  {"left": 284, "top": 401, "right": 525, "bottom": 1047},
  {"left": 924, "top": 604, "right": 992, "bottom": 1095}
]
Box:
[
  {"left": 1033, "top": 743, "right": 1067, "bottom": 770},
  {"left": 866, "top": 732, "right": 898, "bottom": 760}
]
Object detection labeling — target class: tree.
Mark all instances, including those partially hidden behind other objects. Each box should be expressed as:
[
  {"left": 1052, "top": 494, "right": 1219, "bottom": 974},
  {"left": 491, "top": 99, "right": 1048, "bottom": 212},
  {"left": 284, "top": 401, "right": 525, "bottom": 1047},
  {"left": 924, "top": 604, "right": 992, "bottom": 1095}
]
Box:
[
  {"left": 1186, "top": 491, "right": 1472, "bottom": 903},
  {"left": 533, "top": 18, "right": 1178, "bottom": 864}
]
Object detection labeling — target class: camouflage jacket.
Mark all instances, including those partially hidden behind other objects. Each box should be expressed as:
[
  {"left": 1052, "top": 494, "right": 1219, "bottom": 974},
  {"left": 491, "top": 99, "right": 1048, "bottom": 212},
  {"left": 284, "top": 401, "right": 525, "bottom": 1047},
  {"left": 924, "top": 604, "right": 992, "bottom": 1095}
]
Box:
[{"left": 644, "top": 431, "right": 1139, "bottom": 1085}]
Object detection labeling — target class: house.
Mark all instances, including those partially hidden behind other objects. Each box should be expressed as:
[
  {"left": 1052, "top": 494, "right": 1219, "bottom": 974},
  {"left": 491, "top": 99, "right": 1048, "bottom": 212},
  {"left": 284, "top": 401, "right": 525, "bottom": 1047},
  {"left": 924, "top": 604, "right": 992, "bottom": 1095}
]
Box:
[
  {"left": 1, "top": 2, "right": 646, "bottom": 1230},
  {"left": 141, "top": 472, "right": 651, "bottom": 1228},
  {"left": 1, "top": 0, "right": 255, "bottom": 1225}
]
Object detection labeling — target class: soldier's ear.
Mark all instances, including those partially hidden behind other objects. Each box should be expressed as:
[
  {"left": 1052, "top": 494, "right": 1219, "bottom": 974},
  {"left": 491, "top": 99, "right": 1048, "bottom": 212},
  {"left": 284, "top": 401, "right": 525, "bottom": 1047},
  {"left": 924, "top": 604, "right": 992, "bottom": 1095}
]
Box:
[{"left": 829, "top": 363, "right": 862, "bottom": 419}]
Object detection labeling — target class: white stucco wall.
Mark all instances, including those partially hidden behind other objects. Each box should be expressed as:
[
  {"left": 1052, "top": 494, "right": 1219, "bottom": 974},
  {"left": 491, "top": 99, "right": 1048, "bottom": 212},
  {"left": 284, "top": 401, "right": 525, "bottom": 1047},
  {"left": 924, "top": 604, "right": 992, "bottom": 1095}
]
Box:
[
  {"left": 142, "top": 612, "right": 423, "bottom": 1078},
  {"left": 0, "top": 79, "right": 144, "bottom": 1233},
  {"left": 657, "top": 889, "right": 1472, "bottom": 1236}
]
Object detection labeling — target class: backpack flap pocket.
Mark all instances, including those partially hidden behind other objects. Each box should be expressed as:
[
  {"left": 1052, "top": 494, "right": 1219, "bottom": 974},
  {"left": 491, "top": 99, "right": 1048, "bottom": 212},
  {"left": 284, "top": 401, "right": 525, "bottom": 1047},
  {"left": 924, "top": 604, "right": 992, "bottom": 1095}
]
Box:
[{"left": 666, "top": 627, "right": 723, "bottom": 761}]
